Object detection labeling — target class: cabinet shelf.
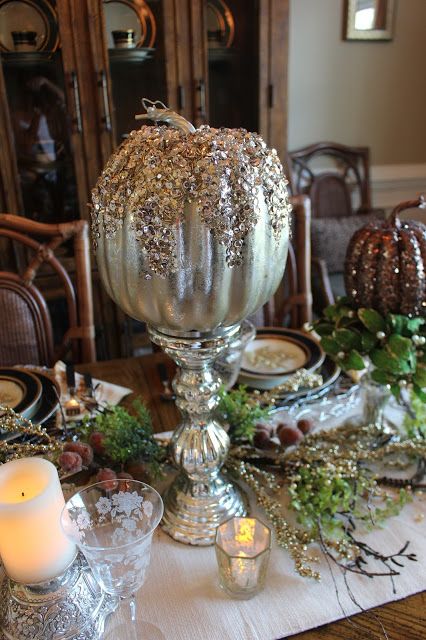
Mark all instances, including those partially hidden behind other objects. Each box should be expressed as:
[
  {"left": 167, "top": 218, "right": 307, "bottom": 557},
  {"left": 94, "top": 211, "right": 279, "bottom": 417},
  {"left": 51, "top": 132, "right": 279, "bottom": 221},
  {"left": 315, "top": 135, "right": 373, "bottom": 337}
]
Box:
[
  {"left": 208, "top": 47, "right": 237, "bottom": 63},
  {"left": 1, "top": 51, "right": 57, "bottom": 67},
  {"left": 108, "top": 48, "right": 154, "bottom": 64}
]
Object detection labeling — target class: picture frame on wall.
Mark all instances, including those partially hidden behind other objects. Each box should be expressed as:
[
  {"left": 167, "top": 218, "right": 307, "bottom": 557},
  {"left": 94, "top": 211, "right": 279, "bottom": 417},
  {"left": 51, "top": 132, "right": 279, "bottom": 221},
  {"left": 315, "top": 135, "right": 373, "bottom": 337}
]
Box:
[{"left": 344, "top": 0, "right": 395, "bottom": 41}]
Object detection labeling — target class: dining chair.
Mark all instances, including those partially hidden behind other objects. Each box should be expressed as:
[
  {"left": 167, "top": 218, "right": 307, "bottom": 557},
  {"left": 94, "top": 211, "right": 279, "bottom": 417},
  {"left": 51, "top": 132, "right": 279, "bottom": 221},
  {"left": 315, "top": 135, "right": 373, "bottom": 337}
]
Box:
[
  {"left": 0, "top": 214, "right": 96, "bottom": 366},
  {"left": 287, "top": 142, "right": 384, "bottom": 309},
  {"left": 251, "top": 194, "right": 313, "bottom": 329}
]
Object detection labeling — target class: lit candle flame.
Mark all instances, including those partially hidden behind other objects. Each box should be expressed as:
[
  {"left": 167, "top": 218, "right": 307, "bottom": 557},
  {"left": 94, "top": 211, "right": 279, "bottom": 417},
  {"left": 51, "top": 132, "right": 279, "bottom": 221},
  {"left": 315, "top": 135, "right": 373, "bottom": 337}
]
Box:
[{"left": 235, "top": 518, "right": 255, "bottom": 546}]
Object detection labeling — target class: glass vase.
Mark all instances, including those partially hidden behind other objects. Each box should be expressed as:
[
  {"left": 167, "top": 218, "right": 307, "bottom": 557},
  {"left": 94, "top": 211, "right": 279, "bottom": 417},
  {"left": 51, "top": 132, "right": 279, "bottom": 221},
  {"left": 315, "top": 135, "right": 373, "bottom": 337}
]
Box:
[
  {"left": 360, "top": 376, "right": 391, "bottom": 429},
  {"left": 213, "top": 319, "right": 256, "bottom": 390}
]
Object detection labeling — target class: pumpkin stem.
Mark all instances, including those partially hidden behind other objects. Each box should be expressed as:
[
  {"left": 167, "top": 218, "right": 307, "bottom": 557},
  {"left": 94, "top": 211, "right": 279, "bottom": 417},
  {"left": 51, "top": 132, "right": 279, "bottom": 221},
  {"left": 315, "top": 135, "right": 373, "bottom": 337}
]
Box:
[
  {"left": 135, "top": 98, "right": 196, "bottom": 134},
  {"left": 390, "top": 195, "right": 426, "bottom": 226}
]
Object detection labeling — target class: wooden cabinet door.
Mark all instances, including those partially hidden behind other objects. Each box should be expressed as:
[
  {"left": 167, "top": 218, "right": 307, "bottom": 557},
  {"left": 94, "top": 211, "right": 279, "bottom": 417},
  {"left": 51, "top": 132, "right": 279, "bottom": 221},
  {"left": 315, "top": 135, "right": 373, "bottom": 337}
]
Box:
[
  {"left": 258, "top": 0, "right": 289, "bottom": 161},
  {"left": 188, "top": 0, "right": 289, "bottom": 160},
  {"left": 0, "top": 0, "right": 96, "bottom": 223},
  {"left": 79, "top": 0, "right": 194, "bottom": 359},
  {"left": 85, "top": 0, "right": 193, "bottom": 164}
]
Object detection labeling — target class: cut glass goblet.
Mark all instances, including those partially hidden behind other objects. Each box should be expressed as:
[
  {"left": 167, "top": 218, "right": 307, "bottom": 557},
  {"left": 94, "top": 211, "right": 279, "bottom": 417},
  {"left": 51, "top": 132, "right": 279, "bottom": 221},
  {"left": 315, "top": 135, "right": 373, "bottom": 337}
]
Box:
[{"left": 61, "top": 479, "right": 163, "bottom": 637}]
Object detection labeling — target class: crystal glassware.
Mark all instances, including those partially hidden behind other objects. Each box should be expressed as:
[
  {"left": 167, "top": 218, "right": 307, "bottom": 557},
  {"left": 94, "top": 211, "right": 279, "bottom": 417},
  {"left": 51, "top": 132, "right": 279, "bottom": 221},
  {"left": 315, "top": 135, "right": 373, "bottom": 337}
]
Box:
[
  {"left": 360, "top": 375, "right": 391, "bottom": 430},
  {"left": 215, "top": 517, "right": 271, "bottom": 599},
  {"left": 213, "top": 319, "right": 256, "bottom": 390},
  {"left": 61, "top": 479, "right": 163, "bottom": 636}
]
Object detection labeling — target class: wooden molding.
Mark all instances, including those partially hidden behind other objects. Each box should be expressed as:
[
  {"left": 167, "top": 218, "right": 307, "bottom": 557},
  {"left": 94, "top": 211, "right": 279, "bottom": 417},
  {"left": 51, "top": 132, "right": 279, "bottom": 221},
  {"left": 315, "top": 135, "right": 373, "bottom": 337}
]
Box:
[{"left": 371, "top": 164, "right": 426, "bottom": 208}]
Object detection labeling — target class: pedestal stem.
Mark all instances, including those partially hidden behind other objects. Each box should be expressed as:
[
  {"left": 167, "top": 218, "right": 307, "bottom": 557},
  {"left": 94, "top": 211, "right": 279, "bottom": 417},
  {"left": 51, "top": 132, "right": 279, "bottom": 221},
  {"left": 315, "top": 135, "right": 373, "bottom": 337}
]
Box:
[{"left": 149, "top": 325, "right": 248, "bottom": 545}]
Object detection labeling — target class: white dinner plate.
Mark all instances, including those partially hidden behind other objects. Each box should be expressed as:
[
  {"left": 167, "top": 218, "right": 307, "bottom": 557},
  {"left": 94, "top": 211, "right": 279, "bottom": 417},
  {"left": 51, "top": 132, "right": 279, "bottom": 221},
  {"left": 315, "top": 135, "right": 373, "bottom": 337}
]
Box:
[{"left": 238, "top": 328, "right": 324, "bottom": 389}]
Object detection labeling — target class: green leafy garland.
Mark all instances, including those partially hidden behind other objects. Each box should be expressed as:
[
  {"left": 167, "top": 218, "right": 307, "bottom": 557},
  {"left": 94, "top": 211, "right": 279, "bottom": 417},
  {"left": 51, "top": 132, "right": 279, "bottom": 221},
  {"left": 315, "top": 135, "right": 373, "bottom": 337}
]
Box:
[
  {"left": 2, "top": 383, "right": 425, "bottom": 585},
  {"left": 313, "top": 297, "right": 426, "bottom": 401},
  {"left": 221, "top": 387, "right": 425, "bottom": 582}
]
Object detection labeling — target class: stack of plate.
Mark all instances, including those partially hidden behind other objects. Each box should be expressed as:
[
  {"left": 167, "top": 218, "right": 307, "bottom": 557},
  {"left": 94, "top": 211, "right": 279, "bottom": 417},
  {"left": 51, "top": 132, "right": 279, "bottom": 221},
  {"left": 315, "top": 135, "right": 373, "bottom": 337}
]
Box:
[
  {"left": 0, "top": 367, "right": 60, "bottom": 426},
  {"left": 238, "top": 327, "right": 340, "bottom": 400}
]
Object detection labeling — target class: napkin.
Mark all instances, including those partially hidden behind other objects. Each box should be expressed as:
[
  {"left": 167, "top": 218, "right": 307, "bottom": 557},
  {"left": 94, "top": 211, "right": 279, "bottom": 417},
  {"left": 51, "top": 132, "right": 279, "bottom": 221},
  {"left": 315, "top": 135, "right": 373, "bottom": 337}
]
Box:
[{"left": 54, "top": 361, "right": 132, "bottom": 422}]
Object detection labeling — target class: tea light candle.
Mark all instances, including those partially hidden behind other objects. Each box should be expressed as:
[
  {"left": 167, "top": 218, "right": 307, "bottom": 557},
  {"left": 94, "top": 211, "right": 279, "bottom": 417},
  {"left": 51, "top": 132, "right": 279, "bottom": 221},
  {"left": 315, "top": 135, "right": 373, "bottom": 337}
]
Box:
[
  {"left": 215, "top": 517, "right": 271, "bottom": 599},
  {"left": 0, "top": 458, "right": 76, "bottom": 584}
]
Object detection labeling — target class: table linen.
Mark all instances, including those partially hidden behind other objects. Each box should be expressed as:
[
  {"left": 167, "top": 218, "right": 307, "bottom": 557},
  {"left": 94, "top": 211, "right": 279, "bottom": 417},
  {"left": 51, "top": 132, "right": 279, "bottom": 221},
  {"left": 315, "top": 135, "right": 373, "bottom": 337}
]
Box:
[{"left": 104, "top": 400, "right": 426, "bottom": 640}]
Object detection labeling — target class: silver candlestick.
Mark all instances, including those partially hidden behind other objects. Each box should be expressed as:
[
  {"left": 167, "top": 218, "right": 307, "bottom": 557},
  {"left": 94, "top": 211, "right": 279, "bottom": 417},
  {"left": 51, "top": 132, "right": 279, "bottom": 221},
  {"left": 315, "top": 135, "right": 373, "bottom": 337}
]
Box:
[
  {"left": 149, "top": 324, "right": 248, "bottom": 545},
  {"left": 0, "top": 554, "right": 117, "bottom": 640}
]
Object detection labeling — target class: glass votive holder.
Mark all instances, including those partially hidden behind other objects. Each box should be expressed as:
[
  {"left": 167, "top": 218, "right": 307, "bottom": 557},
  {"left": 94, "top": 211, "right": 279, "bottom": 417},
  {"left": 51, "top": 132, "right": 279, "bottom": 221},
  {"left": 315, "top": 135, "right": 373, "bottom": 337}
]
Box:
[{"left": 215, "top": 517, "right": 271, "bottom": 599}]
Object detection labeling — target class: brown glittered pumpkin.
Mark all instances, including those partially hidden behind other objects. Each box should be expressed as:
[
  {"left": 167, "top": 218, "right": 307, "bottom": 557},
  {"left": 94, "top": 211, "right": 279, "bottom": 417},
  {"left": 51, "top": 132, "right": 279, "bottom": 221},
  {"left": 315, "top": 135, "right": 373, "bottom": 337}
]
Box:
[{"left": 344, "top": 196, "right": 426, "bottom": 316}]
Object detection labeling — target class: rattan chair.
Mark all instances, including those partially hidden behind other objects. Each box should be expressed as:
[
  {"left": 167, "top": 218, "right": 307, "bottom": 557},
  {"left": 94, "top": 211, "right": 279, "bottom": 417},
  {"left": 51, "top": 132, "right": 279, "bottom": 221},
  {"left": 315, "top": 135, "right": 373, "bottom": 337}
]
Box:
[
  {"left": 287, "top": 142, "right": 384, "bottom": 308},
  {"left": 0, "top": 214, "right": 96, "bottom": 366}
]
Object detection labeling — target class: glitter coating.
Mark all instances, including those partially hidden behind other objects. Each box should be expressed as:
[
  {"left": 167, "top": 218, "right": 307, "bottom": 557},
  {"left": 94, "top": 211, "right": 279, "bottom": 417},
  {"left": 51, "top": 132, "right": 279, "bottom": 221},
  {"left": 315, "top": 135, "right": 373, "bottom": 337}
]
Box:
[
  {"left": 345, "top": 216, "right": 426, "bottom": 316},
  {"left": 92, "top": 123, "right": 291, "bottom": 333},
  {"left": 92, "top": 125, "right": 290, "bottom": 277}
]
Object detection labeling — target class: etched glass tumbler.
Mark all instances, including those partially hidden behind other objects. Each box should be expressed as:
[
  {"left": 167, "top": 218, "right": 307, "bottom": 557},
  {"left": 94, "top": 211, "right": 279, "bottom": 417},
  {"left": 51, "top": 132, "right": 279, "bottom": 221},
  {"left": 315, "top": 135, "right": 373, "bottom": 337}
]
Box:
[{"left": 61, "top": 479, "right": 163, "bottom": 634}]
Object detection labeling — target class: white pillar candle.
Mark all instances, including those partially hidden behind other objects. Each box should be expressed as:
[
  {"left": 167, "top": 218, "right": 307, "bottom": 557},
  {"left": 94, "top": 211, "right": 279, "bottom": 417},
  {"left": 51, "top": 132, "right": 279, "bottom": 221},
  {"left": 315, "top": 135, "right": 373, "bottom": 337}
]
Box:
[{"left": 0, "top": 457, "right": 76, "bottom": 584}]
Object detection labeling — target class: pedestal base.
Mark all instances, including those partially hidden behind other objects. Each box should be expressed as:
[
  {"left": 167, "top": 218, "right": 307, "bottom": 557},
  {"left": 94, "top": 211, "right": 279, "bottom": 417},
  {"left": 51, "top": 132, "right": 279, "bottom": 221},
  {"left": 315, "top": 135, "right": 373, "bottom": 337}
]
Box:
[
  {"left": 0, "top": 554, "right": 118, "bottom": 640},
  {"left": 149, "top": 324, "right": 249, "bottom": 546},
  {"left": 161, "top": 472, "right": 248, "bottom": 545}
]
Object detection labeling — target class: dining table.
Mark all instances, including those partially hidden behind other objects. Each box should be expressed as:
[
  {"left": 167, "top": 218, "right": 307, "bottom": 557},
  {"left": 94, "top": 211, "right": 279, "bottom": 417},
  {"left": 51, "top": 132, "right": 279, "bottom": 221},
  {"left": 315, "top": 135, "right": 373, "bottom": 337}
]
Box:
[{"left": 77, "top": 351, "right": 426, "bottom": 640}]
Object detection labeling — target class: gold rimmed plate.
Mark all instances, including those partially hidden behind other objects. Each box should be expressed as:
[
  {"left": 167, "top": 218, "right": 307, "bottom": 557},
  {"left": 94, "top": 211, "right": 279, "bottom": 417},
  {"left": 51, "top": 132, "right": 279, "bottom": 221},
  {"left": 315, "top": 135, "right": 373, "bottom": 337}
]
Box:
[
  {"left": 207, "top": 0, "right": 235, "bottom": 48},
  {"left": 104, "top": 0, "right": 156, "bottom": 49},
  {"left": 25, "top": 369, "right": 60, "bottom": 425},
  {"left": 0, "top": 367, "right": 42, "bottom": 419},
  {"left": 239, "top": 328, "right": 324, "bottom": 389},
  {"left": 0, "top": 0, "right": 59, "bottom": 52}
]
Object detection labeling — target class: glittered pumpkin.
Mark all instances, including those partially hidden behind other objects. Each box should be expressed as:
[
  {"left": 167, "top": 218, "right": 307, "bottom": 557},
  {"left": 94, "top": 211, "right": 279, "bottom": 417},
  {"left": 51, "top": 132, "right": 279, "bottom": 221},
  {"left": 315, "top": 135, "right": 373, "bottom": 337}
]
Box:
[
  {"left": 91, "top": 103, "right": 291, "bottom": 333},
  {"left": 345, "top": 197, "right": 426, "bottom": 316}
]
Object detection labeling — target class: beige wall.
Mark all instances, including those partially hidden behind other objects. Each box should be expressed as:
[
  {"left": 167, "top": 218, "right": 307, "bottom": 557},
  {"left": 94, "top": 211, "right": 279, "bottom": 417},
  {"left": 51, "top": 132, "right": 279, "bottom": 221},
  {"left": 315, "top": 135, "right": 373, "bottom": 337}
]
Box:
[{"left": 288, "top": 0, "right": 426, "bottom": 165}]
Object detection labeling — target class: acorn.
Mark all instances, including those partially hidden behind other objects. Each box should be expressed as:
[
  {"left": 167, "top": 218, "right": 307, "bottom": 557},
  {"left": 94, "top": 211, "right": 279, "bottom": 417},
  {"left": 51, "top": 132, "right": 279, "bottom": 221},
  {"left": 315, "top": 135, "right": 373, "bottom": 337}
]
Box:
[
  {"left": 254, "top": 422, "right": 274, "bottom": 435},
  {"left": 297, "top": 418, "right": 314, "bottom": 435},
  {"left": 95, "top": 468, "right": 117, "bottom": 490},
  {"left": 276, "top": 421, "right": 295, "bottom": 437},
  {"left": 277, "top": 426, "right": 304, "bottom": 447},
  {"left": 253, "top": 430, "right": 276, "bottom": 450}
]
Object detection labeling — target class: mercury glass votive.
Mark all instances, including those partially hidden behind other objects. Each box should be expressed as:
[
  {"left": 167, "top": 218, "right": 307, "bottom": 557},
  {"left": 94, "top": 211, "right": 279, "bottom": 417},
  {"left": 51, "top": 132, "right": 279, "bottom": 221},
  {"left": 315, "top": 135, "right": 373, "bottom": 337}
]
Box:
[{"left": 215, "top": 517, "right": 271, "bottom": 599}]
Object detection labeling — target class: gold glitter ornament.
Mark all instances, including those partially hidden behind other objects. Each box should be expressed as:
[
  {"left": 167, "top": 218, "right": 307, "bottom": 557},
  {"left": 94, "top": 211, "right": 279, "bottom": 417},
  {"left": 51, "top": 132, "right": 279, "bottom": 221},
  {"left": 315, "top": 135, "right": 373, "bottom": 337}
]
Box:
[
  {"left": 92, "top": 100, "right": 291, "bottom": 333},
  {"left": 345, "top": 196, "right": 426, "bottom": 316}
]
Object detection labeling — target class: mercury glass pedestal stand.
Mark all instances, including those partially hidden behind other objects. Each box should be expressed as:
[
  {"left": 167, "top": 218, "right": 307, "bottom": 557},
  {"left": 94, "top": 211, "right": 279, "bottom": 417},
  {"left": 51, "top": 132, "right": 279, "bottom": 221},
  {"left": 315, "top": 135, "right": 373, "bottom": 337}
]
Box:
[
  {"left": 149, "top": 323, "right": 248, "bottom": 545},
  {"left": 0, "top": 554, "right": 118, "bottom": 640}
]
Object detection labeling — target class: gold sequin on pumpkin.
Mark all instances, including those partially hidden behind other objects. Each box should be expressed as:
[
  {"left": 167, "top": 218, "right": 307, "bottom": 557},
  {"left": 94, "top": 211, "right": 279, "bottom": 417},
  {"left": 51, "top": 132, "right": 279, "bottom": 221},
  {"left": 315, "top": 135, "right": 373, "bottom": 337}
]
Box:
[{"left": 91, "top": 125, "right": 291, "bottom": 278}]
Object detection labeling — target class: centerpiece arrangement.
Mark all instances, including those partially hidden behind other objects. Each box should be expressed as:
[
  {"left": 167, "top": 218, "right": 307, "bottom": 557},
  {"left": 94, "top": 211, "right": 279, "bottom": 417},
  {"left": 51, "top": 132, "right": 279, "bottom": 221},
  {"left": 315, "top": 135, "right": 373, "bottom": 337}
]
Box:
[
  {"left": 91, "top": 98, "right": 291, "bottom": 545},
  {"left": 313, "top": 197, "right": 426, "bottom": 423}
]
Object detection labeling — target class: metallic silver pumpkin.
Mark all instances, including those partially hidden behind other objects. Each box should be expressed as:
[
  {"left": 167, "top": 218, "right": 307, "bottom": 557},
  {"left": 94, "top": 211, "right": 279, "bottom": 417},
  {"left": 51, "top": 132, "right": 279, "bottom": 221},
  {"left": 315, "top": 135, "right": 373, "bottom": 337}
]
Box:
[
  {"left": 91, "top": 102, "right": 291, "bottom": 546},
  {"left": 92, "top": 105, "right": 290, "bottom": 334},
  {"left": 95, "top": 199, "right": 289, "bottom": 333}
]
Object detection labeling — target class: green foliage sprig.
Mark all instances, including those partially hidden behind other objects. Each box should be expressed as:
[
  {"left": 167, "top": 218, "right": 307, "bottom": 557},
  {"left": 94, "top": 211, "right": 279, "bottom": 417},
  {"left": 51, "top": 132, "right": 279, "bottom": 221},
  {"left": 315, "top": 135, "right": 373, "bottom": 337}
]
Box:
[
  {"left": 78, "top": 400, "right": 167, "bottom": 475},
  {"left": 284, "top": 423, "right": 421, "bottom": 582},
  {"left": 403, "top": 392, "right": 426, "bottom": 439},
  {"left": 216, "top": 385, "right": 271, "bottom": 443},
  {"left": 314, "top": 297, "right": 426, "bottom": 401},
  {"left": 229, "top": 422, "right": 425, "bottom": 583}
]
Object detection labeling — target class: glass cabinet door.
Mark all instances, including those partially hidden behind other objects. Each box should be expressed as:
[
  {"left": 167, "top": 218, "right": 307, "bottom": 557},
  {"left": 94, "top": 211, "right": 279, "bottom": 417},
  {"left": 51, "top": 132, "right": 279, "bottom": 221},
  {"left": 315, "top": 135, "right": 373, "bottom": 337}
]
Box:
[
  {"left": 100, "top": 0, "right": 171, "bottom": 145},
  {"left": 0, "top": 0, "right": 81, "bottom": 223},
  {"left": 205, "top": 0, "right": 259, "bottom": 132},
  {"left": 198, "top": 0, "right": 288, "bottom": 160}
]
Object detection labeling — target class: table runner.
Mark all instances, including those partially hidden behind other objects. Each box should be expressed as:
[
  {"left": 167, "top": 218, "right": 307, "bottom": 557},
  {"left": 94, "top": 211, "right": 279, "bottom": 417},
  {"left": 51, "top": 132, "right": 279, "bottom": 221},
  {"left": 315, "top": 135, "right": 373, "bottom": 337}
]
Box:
[
  {"left": 106, "top": 399, "right": 426, "bottom": 640},
  {"left": 107, "top": 500, "right": 425, "bottom": 640}
]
